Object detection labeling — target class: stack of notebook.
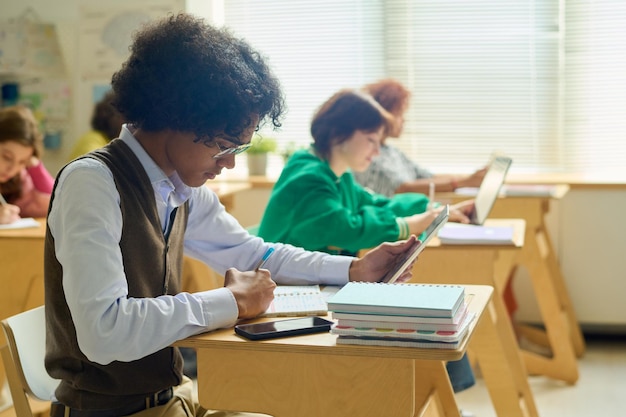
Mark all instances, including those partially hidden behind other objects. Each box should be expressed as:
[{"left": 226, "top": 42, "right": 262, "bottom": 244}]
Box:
[{"left": 327, "top": 282, "right": 473, "bottom": 349}]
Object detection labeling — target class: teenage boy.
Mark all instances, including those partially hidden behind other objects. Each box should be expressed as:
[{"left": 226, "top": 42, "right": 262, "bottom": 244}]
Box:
[{"left": 44, "top": 13, "right": 416, "bottom": 417}]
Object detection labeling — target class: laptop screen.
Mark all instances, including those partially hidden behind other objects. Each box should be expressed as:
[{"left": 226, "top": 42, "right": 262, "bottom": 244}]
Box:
[{"left": 470, "top": 155, "right": 513, "bottom": 225}]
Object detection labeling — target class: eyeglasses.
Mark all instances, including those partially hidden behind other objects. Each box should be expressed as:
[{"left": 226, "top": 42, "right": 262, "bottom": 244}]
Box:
[{"left": 194, "top": 137, "right": 252, "bottom": 159}]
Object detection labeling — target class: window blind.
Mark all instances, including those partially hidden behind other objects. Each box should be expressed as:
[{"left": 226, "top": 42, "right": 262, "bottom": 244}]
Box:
[
  {"left": 563, "top": 1, "right": 626, "bottom": 172},
  {"left": 383, "top": 1, "right": 559, "bottom": 173},
  {"left": 221, "top": 0, "right": 626, "bottom": 176},
  {"left": 223, "top": 0, "right": 385, "bottom": 177}
]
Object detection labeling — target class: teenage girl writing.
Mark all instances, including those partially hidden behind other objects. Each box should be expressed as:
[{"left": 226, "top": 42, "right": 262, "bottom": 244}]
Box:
[{"left": 0, "top": 105, "right": 54, "bottom": 224}]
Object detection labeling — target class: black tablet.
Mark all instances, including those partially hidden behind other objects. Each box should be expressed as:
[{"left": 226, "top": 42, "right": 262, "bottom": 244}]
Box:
[{"left": 380, "top": 205, "right": 449, "bottom": 284}]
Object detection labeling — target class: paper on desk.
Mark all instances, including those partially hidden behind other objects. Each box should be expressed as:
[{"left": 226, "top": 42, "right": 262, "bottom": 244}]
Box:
[
  {"left": 437, "top": 223, "right": 515, "bottom": 245},
  {"left": 0, "top": 217, "right": 41, "bottom": 230},
  {"left": 501, "top": 184, "right": 557, "bottom": 197}
]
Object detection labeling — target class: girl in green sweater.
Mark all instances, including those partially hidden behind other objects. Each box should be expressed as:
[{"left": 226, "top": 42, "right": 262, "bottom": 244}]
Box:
[{"left": 258, "top": 89, "right": 474, "bottom": 256}]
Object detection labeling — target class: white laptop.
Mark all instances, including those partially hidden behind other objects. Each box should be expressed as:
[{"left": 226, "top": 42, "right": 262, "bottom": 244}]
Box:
[{"left": 468, "top": 155, "right": 513, "bottom": 225}]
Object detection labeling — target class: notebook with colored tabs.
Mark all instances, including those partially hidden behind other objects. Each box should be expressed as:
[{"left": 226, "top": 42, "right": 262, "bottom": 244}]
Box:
[{"left": 331, "top": 311, "right": 475, "bottom": 343}]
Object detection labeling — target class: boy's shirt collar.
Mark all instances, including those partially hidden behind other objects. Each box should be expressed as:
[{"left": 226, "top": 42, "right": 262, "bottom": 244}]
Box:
[{"left": 119, "top": 124, "right": 192, "bottom": 207}]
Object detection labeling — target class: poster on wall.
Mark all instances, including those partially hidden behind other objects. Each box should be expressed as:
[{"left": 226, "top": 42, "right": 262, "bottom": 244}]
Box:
[
  {"left": 0, "top": 20, "right": 65, "bottom": 77},
  {"left": 78, "top": 1, "right": 185, "bottom": 81}
]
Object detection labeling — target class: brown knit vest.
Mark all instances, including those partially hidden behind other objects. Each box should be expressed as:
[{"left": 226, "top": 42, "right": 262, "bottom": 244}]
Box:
[{"left": 44, "top": 139, "right": 188, "bottom": 410}]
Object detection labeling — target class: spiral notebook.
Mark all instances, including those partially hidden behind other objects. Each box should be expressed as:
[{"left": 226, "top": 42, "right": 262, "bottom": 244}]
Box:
[
  {"left": 326, "top": 282, "right": 465, "bottom": 318},
  {"left": 332, "top": 302, "right": 469, "bottom": 330},
  {"left": 335, "top": 334, "right": 468, "bottom": 349},
  {"left": 261, "top": 285, "right": 328, "bottom": 317}
]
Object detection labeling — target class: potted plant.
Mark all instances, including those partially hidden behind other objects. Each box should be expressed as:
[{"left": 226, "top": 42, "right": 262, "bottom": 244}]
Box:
[{"left": 246, "top": 137, "right": 277, "bottom": 176}]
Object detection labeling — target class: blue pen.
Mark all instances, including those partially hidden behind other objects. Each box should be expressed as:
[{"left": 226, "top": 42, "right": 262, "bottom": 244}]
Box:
[{"left": 254, "top": 247, "right": 275, "bottom": 270}]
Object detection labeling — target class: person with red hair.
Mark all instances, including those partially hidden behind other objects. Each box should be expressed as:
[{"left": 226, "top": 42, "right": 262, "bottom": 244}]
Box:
[{"left": 354, "top": 78, "right": 487, "bottom": 197}]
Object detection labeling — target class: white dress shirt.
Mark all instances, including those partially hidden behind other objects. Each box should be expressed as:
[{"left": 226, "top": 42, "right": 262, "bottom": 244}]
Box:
[{"left": 48, "top": 125, "right": 351, "bottom": 365}]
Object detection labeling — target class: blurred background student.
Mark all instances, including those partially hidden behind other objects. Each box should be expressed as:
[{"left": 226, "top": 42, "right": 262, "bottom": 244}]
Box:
[
  {"left": 259, "top": 89, "right": 474, "bottom": 254},
  {"left": 257, "top": 89, "right": 477, "bottom": 403},
  {"left": 68, "top": 90, "right": 125, "bottom": 161},
  {"left": 0, "top": 105, "right": 53, "bottom": 224},
  {"left": 353, "top": 78, "right": 487, "bottom": 197}
]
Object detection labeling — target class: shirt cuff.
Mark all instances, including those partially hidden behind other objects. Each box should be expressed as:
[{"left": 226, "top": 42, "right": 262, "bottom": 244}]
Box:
[{"left": 198, "top": 287, "right": 239, "bottom": 329}]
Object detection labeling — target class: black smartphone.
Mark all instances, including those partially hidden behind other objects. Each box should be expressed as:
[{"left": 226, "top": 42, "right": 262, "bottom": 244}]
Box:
[{"left": 234, "top": 316, "right": 334, "bottom": 340}]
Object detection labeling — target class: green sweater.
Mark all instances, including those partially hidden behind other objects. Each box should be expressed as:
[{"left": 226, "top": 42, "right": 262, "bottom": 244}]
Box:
[{"left": 258, "top": 149, "right": 429, "bottom": 256}]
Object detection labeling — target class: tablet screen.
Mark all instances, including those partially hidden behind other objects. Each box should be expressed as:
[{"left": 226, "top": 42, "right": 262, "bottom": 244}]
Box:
[{"left": 380, "top": 205, "right": 450, "bottom": 284}]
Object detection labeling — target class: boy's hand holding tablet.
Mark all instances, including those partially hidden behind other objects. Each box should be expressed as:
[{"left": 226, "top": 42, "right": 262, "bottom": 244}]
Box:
[{"left": 380, "top": 205, "right": 450, "bottom": 284}]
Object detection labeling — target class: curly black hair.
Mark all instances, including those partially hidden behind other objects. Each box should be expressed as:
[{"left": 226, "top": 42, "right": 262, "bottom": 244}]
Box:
[{"left": 111, "top": 13, "right": 285, "bottom": 140}]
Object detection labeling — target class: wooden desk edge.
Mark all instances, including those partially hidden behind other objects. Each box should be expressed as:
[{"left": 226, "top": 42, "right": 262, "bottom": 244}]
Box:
[
  {"left": 437, "top": 184, "right": 569, "bottom": 201},
  {"left": 175, "top": 284, "right": 494, "bottom": 362}
]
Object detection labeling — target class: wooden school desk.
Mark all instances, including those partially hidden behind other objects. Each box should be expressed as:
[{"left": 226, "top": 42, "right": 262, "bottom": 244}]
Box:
[
  {"left": 0, "top": 219, "right": 47, "bottom": 411},
  {"left": 411, "top": 218, "right": 539, "bottom": 416},
  {"left": 177, "top": 284, "right": 536, "bottom": 417},
  {"left": 438, "top": 185, "right": 583, "bottom": 384}
]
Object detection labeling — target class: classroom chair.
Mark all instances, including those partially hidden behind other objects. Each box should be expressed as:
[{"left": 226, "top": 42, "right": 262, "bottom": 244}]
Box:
[{"left": 1, "top": 306, "right": 59, "bottom": 417}]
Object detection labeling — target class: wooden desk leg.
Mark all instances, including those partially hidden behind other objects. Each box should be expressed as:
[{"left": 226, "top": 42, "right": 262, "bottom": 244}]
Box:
[
  {"left": 412, "top": 250, "right": 540, "bottom": 417},
  {"left": 539, "top": 226, "right": 586, "bottom": 357},
  {"left": 515, "top": 227, "right": 580, "bottom": 384},
  {"left": 413, "top": 360, "right": 460, "bottom": 417},
  {"left": 471, "top": 296, "right": 539, "bottom": 417}
]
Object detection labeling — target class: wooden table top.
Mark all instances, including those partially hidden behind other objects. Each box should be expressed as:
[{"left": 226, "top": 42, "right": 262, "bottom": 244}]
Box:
[{"left": 175, "top": 284, "right": 493, "bottom": 362}]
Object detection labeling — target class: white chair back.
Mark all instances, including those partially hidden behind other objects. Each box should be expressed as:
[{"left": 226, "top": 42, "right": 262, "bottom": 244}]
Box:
[{"left": 1, "top": 305, "right": 59, "bottom": 416}]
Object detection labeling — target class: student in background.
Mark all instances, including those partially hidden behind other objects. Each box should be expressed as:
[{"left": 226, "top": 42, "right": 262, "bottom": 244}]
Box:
[
  {"left": 0, "top": 105, "right": 54, "bottom": 223},
  {"left": 259, "top": 89, "right": 474, "bottom": 255},
  {"left": 353, "top": 78, "right": 487, "bottom": 197},
  {"left": 257, "top": 89, "right": 476, "bottom": 400},
  {"left": 45, "top": 14, "right": 417, "bottom": 417},
  {"left": 68, "top": 90, "right": 125, "bottom": 161}
]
